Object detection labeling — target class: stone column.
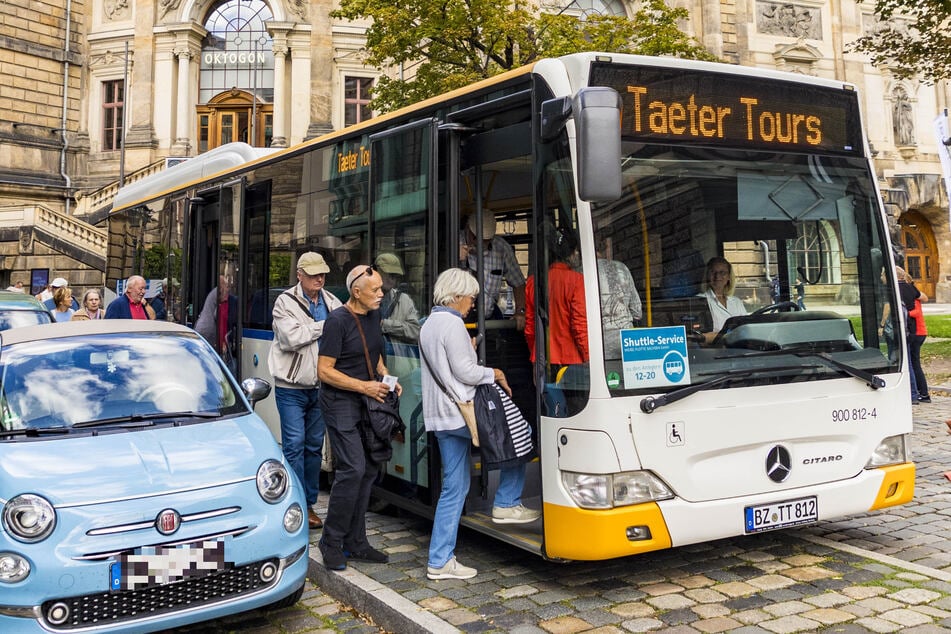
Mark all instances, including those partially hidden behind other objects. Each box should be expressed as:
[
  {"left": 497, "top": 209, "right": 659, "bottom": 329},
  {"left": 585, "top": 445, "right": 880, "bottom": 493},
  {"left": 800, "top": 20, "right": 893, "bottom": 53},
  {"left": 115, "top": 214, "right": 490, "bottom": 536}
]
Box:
[
  {"left": 153, "top": 35, "right": 177, "bottom": 150},
  {"left": 266, "top": 23, "right": 294, "bottom": 148},
  {"left": 288, "top": 29, "right": 313, "bottom": 146},
  {"left": 125, "top": 0, "right": 159, "bottom": 162},
  {"left": 172, "top": 48, "right": 193, "bottom": 155}
]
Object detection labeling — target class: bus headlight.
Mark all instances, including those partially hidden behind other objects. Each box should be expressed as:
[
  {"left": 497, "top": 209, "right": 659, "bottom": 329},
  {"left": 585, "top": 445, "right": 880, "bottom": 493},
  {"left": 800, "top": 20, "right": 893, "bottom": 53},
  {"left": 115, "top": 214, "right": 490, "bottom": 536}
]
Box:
[
  {"left": 257, "top": 460, "right": 289, "bottom": 503},
  {"left": 866, "top": 434, "right": 908, "bottom": 468},
  {"left": 562, "top": 471, "right": 673, "bottom": 509},
  {"left": 2, "top": 494, "right": 55, "bottom": 543}
]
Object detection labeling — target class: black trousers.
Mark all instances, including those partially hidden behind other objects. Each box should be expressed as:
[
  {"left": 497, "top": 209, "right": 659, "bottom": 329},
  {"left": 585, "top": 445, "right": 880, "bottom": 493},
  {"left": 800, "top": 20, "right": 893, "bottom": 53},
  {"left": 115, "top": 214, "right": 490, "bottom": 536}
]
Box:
[{"left": 320, "top": 388, "right": 379, "bottom": 550}]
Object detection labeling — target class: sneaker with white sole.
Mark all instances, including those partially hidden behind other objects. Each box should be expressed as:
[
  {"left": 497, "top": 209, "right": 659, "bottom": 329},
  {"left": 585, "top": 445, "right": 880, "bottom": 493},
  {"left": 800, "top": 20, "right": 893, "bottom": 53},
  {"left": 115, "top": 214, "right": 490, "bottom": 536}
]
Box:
[
  {"left": 492, "top": 504, "right": 541, "bottom": 524},
  {"left": 427, "top": 556, "right": 477, "bottom": 580}
]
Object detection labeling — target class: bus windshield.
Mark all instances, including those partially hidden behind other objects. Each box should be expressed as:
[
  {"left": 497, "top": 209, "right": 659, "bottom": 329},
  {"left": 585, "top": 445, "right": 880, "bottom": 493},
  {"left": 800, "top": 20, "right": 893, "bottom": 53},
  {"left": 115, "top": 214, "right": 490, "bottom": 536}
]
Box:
[{"left": 593, "top": 143, "right": 899, "bottom": 395}]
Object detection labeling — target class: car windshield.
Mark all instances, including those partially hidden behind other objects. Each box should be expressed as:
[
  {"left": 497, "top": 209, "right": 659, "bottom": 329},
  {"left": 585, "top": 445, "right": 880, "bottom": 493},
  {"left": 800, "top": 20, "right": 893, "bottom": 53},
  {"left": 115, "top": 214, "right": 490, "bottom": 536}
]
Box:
[
  {"left": 0, "top": 310, "right": 52, "bottom": 330},
  {"left": 593, "top": 144, "right": 897, "bottom": 395},
  {"left": 0, "top": 332, "right": 244, "bottom": 432}
]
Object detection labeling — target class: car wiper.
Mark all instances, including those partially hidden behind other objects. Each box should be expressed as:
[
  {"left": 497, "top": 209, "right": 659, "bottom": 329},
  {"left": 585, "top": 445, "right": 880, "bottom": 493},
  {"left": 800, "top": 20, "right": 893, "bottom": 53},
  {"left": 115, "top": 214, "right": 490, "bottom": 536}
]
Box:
[
  {"left": 725, "top": 345, "right": 886, "bottom": 390},
  {"left": 0, "top": 426, "right": 72, "bottom": 438},
  {"left": 72, "top": 410, "right": 221, "bottom": 428},
  {"left": 639, "top": 364, "right": 823, "bottom": 414}
]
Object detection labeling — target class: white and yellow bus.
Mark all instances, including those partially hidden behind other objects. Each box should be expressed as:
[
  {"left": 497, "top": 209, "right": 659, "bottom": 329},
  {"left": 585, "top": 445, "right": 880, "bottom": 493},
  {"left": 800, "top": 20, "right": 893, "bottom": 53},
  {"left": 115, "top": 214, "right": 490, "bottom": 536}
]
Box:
[{"left": 109, "top": 52, "right": 914, "bottom": 561}]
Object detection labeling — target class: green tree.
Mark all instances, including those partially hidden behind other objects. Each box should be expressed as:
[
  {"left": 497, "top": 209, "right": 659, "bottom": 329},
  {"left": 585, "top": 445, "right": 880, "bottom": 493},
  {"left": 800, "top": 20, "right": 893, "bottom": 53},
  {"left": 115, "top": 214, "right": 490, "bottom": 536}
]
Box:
[
  {"left": 850, "top": 0, "right": 951, "bottom": 82},
  {"left": 332, "top": 0, "right": 716, "bottom": 112}
]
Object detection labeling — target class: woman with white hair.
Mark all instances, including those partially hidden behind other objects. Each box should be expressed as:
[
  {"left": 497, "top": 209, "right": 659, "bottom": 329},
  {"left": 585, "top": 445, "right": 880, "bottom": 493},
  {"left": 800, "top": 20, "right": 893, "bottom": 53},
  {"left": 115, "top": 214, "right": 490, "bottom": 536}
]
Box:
[{"left": 419, "top": 268, "right": 539, "bottom": 581}]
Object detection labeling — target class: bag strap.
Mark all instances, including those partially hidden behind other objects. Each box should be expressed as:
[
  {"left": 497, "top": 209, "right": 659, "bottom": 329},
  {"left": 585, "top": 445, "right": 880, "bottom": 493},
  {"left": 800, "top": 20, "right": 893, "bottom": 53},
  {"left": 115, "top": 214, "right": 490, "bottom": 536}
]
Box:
[
  {"left": 345, "top": 306, "right": 376, "bottom": 380},
  {"left": 284, "top": 287, "right": 319, "bottom": 322},
  {"left": 418, "top": 342, "right": 463, "bottom": 402}
]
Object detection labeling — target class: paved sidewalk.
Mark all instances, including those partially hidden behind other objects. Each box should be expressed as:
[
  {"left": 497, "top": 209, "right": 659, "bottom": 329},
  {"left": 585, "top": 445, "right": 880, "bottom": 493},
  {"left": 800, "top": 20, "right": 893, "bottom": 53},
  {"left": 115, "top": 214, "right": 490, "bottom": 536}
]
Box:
[{"left": 307, "top": 398, "right": 951, "bottom": 634}]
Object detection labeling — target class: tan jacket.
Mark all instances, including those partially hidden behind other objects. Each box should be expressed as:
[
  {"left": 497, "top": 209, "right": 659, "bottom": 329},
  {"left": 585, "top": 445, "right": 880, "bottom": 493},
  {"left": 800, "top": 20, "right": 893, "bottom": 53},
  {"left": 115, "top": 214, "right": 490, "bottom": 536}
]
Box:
[{"left": 267, "top": 284, "right": 342, "bottom": 389}]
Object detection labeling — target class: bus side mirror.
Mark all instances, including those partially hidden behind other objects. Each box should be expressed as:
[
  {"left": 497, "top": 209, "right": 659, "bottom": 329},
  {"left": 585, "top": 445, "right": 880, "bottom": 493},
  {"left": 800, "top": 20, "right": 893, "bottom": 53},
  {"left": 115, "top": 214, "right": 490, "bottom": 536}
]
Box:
[{"left": 573, "top": 87, "right": 622, "bottom": 202}]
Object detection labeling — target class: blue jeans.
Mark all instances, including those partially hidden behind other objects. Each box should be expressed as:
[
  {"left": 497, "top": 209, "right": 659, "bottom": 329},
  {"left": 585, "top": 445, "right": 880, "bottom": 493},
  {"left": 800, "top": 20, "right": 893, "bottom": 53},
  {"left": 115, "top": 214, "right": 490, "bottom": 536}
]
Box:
[
  {"left": 275, "top": 386, "right": 325, "bottom": 506},
  {"left": 428, "top": 427, "right": 526, "bottom": 568}
]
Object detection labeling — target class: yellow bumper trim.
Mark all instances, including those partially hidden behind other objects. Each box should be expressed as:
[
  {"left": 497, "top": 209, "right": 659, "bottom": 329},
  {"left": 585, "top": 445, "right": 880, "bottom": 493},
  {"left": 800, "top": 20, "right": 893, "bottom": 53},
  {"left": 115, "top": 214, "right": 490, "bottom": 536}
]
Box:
[
  {"left": 868, "top": 462, "right": 915, "bottom": 510},
  {"left": 543, "top": 501, "right": 672, "bottom": 560}
]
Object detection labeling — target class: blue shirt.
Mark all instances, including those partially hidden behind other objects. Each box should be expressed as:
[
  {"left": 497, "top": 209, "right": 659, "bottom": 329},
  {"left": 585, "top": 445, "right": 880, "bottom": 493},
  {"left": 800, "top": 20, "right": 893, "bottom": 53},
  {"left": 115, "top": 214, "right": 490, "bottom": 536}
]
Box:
[{"left": 309, "top": 292, "right": 328, "bottom": 322}]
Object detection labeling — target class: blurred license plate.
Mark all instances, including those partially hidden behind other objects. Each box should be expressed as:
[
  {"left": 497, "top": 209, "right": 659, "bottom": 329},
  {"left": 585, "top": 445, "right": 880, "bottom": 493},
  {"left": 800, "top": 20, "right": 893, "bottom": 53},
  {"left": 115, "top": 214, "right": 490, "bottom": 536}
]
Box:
[
  {"left": 110, "top": 540, "right": 229, "bottom": 591},
  {"left": 744, "top": 496, "right": 818, "bottom": 533}
]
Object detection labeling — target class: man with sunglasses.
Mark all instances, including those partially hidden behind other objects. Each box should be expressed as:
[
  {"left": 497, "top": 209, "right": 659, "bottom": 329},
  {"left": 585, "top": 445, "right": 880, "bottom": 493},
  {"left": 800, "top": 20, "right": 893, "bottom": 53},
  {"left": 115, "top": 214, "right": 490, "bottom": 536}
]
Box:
[
  {"left": 269, "top": 252, "right": 342, "bottom": 531},
  {"left": 317, "top": 264, "right": 401, "bottom": 570}
]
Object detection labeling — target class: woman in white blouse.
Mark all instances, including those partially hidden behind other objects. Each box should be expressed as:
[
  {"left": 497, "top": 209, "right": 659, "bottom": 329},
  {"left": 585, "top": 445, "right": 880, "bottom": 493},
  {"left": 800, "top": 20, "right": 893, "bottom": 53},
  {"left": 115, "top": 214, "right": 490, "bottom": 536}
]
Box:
[{"left": 701, "top": 256, "right": 746, "bottom": 342}]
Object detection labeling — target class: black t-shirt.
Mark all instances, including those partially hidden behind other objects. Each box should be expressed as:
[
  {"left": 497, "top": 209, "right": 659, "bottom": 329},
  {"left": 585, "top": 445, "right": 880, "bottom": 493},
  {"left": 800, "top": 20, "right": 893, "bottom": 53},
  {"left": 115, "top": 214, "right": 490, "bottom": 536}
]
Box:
[
  {"left": 319, "top": 306, "right": 384, "bottom": 391},
  {"left": 898, "top": 280, "right": 920, "bottom": 332}
]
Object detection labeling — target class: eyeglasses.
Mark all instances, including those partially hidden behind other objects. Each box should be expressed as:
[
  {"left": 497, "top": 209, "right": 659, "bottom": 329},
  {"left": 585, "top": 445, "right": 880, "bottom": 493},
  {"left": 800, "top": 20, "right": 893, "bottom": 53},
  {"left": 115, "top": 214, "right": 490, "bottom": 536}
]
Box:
[{"left": 349, "top": 265, "right": 376, "bottom": 289}]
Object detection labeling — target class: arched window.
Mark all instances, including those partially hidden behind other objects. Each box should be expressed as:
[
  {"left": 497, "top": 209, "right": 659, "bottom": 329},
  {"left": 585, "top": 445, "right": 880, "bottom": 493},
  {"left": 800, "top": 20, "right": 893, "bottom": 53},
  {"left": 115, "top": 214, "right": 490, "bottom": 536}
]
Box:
[
  {"left": 788, "top": 220, "right": 840, "bottom": 285},
  {"left": 199, "top": 0, "right": 274, "bottom": 105},
  {"left": 561, "top": 0, "right": 628, "bottom": 18}
]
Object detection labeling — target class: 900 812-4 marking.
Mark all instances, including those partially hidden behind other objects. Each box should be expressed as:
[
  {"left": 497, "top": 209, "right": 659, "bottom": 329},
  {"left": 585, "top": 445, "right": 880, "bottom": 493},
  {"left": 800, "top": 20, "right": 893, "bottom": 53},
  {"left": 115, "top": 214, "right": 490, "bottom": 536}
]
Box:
[{"left": 831, "top": 407, "right": 876, "bottom": 422}]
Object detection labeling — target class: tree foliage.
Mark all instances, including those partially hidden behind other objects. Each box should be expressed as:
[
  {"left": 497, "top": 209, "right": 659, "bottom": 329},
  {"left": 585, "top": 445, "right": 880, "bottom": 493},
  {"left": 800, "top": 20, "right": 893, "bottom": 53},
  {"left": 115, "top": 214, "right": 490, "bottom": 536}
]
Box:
[
  {"left": 850, "top": 0, "right": 951, "bottom": 83},
  {"left": 332, "top": 0, "right": 716, "bottom": 112}
]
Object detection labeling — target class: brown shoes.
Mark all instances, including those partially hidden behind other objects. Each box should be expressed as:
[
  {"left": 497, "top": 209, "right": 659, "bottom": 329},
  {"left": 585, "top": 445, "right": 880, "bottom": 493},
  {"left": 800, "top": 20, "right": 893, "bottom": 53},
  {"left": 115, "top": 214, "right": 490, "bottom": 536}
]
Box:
[{"left": 308, "top": 508, "right": 323, "bottom": 530}]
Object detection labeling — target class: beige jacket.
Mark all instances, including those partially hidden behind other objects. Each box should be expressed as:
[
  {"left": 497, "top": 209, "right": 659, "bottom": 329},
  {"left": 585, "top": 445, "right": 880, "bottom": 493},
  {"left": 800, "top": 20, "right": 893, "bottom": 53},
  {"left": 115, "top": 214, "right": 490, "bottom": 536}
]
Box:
[{"left": 267, "top": 284, "right": 342, "bottom": 389}]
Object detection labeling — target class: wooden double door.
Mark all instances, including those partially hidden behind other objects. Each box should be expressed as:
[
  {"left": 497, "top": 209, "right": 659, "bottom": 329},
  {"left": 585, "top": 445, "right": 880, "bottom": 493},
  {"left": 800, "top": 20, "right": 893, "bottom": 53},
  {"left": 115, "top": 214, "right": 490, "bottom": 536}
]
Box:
[{"left": 197, "top": 89, "right": 272, "bottom": 152}]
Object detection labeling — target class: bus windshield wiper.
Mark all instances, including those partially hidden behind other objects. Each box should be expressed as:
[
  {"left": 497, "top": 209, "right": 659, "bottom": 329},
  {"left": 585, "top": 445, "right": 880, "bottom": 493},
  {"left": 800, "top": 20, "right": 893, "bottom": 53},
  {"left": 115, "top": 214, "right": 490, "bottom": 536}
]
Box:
[
  {"left": 73, "top": 410, "right": 220, "bottom": 428},
  {"left": 639, "top": 364, "right": 822, "bottom": 414},
  {"left": 727, "top": 346, "right": 886, "bottom": 390}
]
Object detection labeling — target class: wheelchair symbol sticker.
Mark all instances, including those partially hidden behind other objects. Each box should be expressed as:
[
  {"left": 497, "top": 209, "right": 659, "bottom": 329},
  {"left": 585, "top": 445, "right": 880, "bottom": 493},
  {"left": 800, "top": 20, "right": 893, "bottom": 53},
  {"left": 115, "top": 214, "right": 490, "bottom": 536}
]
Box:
[{"left": 667, "top": 422, "right": 685, "bottom": 447}]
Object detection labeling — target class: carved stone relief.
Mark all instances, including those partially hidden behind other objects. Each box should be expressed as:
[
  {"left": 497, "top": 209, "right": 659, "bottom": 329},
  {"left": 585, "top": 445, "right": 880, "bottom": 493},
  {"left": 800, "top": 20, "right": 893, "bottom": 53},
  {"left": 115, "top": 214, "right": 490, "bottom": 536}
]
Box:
[
  {"left": 103, "top": 0, "right": 130, "bottom": 21},
  {"left": 757, "top": 2, "right": 821, "bottom": 39}
]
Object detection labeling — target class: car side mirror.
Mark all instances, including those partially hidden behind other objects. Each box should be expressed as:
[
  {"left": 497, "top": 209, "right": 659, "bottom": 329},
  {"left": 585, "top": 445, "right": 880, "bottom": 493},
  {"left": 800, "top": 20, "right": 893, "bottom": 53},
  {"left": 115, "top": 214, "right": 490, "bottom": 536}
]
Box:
[{"left": 241, "top": 377, "right": 271, "bottom": 408}]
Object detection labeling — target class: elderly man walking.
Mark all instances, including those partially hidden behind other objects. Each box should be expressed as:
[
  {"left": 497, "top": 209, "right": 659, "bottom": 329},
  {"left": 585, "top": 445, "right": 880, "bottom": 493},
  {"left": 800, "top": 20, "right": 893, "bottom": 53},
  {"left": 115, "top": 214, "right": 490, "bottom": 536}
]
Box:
[
  {"left": 105, "top": 275, "right": 155, "bottom": 319},
  {"left": 269, "top": 252, "right": 342, "bottom": 530},
  {"left": 317, "top": 264, "right": 401, "bottom": 570}
]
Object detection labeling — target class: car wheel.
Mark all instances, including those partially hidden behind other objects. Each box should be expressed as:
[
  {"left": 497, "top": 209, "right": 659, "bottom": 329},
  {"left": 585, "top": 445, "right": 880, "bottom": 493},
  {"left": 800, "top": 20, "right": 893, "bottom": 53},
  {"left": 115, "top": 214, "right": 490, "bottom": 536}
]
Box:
[{"left": 265, "top": 583, "right": 305, "bottom": 611}]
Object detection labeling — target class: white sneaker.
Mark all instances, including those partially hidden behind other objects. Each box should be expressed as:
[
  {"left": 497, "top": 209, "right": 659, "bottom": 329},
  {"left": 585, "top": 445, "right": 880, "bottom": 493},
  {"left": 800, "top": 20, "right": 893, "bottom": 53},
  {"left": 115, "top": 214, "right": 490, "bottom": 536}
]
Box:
[
  {"left": 492, "top": 504, "right": 541, "bottom": 524},
  {"left": 427, "top": 556, "right": 477, "bottom": 580}
]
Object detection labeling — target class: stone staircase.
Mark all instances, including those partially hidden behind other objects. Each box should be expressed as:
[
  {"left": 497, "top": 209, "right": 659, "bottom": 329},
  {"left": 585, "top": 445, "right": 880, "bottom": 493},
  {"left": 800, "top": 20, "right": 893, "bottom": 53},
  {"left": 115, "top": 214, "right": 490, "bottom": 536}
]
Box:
[{"left": 0, "top": 204, "right": 108, "bottom": 270}]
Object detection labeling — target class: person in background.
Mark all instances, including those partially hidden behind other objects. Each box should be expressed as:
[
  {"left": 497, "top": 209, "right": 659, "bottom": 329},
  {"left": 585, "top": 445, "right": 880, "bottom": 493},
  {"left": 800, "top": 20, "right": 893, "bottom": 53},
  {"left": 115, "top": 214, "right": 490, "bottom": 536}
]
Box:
[
  {"left": 596, "top": 235, "right": 641, "bottom": 359},
  {"left": 146, "top": 280, "right": 167, "bottom": 320},
  {"left": 375, "top": 252, "right": 420, "bottom": 344},
  {"left": 105, "top": 275, "right": 155, "bottom": 319},
  {"left": 420, "top": 268, "right": 539, "bottom": 581},
  {"left": 269, "top": 252, "right": 342, "bottom": 531},
  {"left": 525, "top": 225, "right": 588, "bottom": 416},
  {"left": 316, "top": 264, "right": 399, "bottom": 571},
  {"left": 5, "top": 281, "right": 24, "bottom": 293},
  {"left": 35, "top": 283, "right": 53, "bottom": 304},
  {"left": 43, "top": 278, "right": 80, "bottom": 311},
  {"left": 194, "top": 276, "right": 238, "bottom": 362},
  {"left": 71, "top": 289, "right": 104, "bottom": 321},
  {"left": 795, "top": 276, "right": 806, "bottom": 310},
  {"left": 700, "top": 256, "right": 747, "bottom": 343},
  {"left": 50, "top": 285, "right": 75, "bottom": 322},
  {"left": 898, "top": 266, "right": 930, "bottom": 404},
  {"left": 459, "top": 214, "right": 527, "bottom": 329}
]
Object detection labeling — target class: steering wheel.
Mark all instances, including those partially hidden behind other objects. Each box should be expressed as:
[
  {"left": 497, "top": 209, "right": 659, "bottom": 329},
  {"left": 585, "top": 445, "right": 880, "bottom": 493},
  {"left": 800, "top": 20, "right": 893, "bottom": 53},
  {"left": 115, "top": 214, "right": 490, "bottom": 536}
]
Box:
[
  {"left": 751, "top": 301, "right": 801, "bottom": 316},
  {"left": 137, "top": 383, "right": 195, "bottom": 411}
]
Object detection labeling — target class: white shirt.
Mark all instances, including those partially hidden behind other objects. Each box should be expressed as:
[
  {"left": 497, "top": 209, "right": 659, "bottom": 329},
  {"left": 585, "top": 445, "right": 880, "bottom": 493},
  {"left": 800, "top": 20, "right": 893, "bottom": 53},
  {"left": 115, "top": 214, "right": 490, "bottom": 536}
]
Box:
[{"left": 703, "top": 288, "right": 747, "bottom": 332}]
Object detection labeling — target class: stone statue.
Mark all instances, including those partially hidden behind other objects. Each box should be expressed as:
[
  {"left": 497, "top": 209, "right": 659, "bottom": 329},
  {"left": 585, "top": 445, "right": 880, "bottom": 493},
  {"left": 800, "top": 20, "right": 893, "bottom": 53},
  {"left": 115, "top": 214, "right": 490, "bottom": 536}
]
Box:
[{"left": 893, "top": 87, "right": 915, "bottom": 147}]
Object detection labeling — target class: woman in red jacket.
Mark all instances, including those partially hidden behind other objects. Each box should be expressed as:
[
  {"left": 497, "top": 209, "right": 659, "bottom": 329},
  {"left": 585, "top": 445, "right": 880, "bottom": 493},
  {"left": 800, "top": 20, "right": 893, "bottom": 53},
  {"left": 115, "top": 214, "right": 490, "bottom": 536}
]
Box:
[{"left": 525, "top": 225, "right": 588, "bottom": 416}]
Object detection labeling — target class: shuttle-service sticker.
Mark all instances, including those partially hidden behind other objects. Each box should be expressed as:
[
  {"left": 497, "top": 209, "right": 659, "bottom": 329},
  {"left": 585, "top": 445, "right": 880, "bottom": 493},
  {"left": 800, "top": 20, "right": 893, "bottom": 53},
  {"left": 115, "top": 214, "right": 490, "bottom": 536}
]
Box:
[{"left": 621, "top": 326, "right": 691, "bottom": 389}]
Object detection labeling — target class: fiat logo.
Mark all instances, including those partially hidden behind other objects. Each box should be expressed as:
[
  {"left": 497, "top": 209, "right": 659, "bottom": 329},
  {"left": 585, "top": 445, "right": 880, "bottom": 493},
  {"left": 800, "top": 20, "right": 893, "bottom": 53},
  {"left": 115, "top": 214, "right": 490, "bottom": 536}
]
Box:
[{"left": 156, "top": 509, "right": 181, "bottom": 535}]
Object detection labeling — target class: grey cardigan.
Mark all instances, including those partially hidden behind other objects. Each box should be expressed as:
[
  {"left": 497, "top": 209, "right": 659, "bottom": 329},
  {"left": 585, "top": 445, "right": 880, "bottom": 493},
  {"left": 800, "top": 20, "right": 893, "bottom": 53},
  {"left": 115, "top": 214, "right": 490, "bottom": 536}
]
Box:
[{"left": 419, "top": 309, "right": 495, "bottom": 432}]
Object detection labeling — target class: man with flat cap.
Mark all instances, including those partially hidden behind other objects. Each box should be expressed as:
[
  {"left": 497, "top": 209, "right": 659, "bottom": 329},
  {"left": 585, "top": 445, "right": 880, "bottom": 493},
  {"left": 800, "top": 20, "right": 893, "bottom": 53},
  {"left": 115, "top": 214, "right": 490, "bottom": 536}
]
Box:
[{"left": 269, "top": 251, "right": 342, "bottom": 530}]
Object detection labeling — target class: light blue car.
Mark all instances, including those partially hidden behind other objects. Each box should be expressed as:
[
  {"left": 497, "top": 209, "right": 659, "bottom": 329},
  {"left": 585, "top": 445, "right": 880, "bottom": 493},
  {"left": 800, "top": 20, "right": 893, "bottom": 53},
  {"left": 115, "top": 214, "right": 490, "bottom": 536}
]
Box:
[{"left": 0, "top": 320, "right": 308, "bottom": 633}]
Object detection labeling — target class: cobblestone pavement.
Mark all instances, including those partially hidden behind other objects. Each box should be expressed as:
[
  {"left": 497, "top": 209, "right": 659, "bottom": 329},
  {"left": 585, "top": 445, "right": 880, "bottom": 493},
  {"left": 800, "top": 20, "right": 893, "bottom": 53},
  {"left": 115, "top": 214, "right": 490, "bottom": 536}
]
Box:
[{"left": 173, "top": 396, "right": 951, "bottom": 633}]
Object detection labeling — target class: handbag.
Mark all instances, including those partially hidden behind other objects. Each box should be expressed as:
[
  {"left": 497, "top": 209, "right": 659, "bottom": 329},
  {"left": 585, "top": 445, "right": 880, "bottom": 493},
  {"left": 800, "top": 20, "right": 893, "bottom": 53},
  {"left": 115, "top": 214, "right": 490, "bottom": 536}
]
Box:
[
  {"left": 418, "top": 344, "right": 480, "bottom": 446},
  {"left": 346, "top": 308, "right": 405, "bottom": 463},
  {"left": 473, "top": 383, "right": 534, "bottom": 469}
]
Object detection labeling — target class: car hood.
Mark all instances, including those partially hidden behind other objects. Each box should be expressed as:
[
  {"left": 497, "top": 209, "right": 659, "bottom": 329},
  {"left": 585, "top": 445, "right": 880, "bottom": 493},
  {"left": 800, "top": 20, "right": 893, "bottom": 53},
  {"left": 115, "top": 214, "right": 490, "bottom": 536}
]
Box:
[{"left": 0, "top": 417, "right": 281, "bottom": 506}]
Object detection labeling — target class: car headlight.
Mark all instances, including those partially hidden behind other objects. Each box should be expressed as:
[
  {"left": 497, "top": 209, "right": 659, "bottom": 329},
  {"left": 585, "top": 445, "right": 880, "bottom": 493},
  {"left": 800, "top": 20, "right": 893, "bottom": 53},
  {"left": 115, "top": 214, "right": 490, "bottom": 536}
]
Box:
[
  {"left": 257, "top": 460, "right": 289, "bottom": 503},
  {"left": 284, "top": 503, "right": 304, "bottom": 533},
  {"left": 866, "top": 434, "right": 908, "bottom": 468},
  {"left": 2, "top": 494, "right": 56, "bottom": 543},
  {"left": 0, "top": 553, "right": 30, "bottom": 583},
  {"left": 562, "top": 471, "right": 674, "bottom": 509}
]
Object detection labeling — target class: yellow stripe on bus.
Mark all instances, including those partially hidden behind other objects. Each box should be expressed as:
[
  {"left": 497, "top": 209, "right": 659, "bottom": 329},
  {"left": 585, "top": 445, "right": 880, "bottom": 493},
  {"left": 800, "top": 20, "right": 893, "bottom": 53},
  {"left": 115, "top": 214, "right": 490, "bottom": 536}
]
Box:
[
  {"left": 868, "top": 462, "right": 915, "bottom": 511},
  {"left": 543, "top": 502, "right": 672, "bottom": 560}
]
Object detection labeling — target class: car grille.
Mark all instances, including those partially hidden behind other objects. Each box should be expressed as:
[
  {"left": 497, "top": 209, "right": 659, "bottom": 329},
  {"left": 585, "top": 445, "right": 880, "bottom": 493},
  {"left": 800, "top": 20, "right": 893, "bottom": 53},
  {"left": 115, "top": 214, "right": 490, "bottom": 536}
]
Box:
[{"left": 40, "top": 558, "right": 278, "bottom": 630}]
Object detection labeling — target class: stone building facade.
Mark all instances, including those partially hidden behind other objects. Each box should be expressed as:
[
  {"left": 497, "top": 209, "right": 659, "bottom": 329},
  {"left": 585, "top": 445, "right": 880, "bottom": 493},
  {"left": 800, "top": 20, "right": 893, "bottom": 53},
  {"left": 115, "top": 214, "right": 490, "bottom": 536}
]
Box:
[{"left": 0, "top": 0, "right": 948, "bottom": 299}]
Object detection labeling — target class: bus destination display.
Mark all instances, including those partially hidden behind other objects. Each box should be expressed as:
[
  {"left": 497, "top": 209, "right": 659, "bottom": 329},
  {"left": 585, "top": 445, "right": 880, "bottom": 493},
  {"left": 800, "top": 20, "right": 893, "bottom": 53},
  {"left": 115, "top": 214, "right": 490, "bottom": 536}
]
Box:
[{"left": 589, "top": 62, "right": 863, "bottom": 155}]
